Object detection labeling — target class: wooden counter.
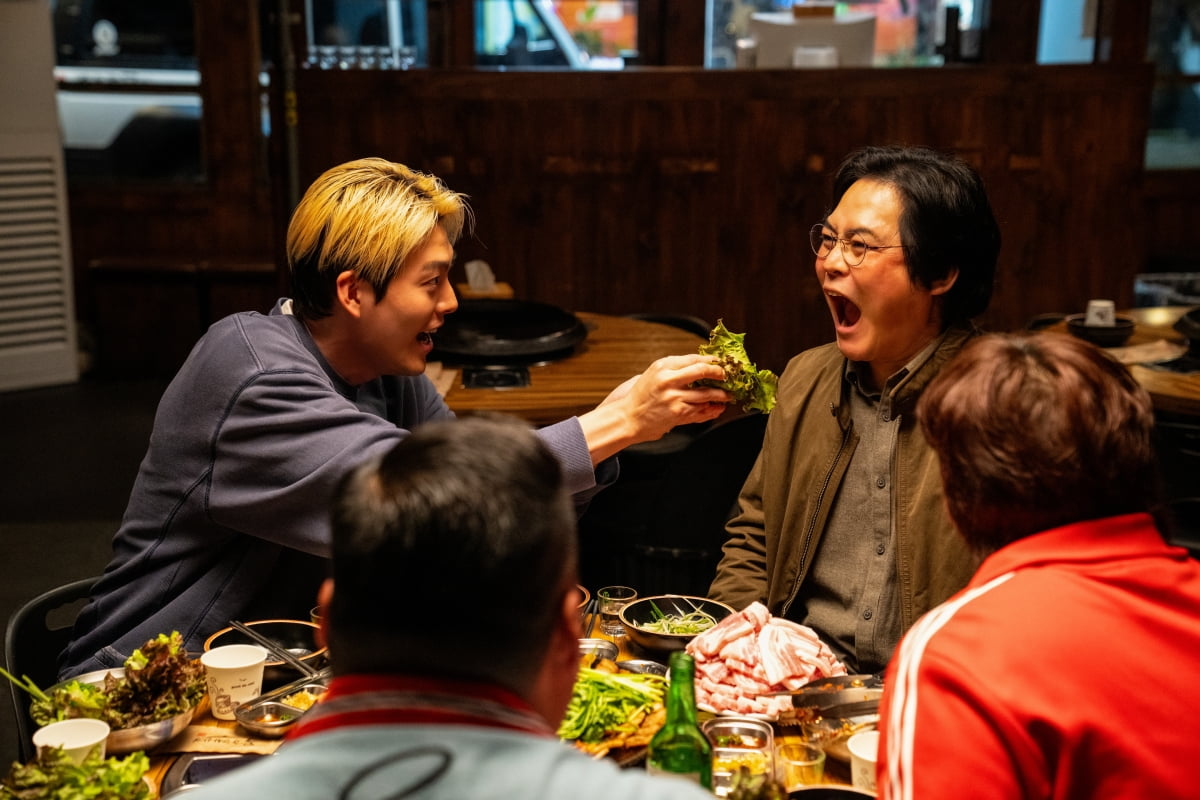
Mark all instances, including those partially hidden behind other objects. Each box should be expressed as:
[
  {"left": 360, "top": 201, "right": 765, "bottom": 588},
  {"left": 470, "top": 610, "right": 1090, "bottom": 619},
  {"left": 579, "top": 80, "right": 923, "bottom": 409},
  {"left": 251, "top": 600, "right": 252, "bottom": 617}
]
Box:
[
  {"left": 441, "top": 312, "right": 707, "bottom": 427},
  {"left": 1046, "top": 305, "right": 1200, "bottom": 418}
]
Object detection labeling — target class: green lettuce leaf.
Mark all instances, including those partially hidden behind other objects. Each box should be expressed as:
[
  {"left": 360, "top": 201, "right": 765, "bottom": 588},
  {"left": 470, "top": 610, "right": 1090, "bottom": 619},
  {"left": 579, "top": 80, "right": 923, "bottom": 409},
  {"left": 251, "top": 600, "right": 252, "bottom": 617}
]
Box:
[
  {"left": 698, "top": 320, "right": 778, "bottom": 414},
  {"left": 1, "top": 748, "right": 150, "bottom": 800}
]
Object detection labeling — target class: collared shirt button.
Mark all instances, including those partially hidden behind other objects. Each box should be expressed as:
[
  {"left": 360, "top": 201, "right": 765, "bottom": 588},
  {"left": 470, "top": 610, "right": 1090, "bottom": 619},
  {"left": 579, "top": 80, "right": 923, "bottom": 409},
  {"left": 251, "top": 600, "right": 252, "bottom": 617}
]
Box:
[
  {"left": 876, "top": 475, "right": 886, "bottom": 489},
  {"left": 881, "top": 411, "right": 890, "bottom": 422},
  {"left": 876, "top": 543, "right": 885, "bottom": 555},
  {"left": 863, "top": 608, "right": 873, "bottom": 620}
]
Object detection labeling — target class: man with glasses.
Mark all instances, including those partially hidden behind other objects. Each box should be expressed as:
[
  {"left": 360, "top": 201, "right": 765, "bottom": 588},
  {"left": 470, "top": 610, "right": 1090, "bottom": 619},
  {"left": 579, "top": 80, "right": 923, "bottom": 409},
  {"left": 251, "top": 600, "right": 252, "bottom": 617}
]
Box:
[{"left": 710, "top": 145, "right": 1001, "bottom": 675}]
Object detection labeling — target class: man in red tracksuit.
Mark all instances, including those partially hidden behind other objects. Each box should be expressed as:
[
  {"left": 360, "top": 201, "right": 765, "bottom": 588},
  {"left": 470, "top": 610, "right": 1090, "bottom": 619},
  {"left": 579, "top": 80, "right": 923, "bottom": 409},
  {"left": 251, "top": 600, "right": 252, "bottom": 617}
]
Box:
[{"left": 878, "top": 332, "right": 1200, "bottom": 800}]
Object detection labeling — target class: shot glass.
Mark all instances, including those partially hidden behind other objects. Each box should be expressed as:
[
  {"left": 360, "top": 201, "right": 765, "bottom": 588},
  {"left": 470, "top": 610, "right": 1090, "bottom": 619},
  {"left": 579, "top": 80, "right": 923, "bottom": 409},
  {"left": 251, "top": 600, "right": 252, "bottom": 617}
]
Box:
[
  {"left": 596, "top": 586, "right": 637, "bottom": 637},
  {"left": 778, "top": 742, "right": 826, "bottom": 790},
  {"left": 201, "top": 644, "right": 268, "bottom": 720}
]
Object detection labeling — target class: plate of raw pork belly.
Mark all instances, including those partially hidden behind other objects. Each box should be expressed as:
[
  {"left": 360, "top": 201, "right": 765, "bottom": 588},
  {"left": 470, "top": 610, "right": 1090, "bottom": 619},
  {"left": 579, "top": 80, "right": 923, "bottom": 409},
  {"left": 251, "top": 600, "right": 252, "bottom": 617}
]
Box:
[{"left": 685, "top": 602, "right": 849, "bottom": 721}]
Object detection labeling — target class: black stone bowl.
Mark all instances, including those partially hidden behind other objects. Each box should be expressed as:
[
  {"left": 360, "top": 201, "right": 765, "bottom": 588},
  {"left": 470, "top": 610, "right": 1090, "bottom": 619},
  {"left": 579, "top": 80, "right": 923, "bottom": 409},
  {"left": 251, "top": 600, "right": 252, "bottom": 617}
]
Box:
[
  {"left": 619, "top": 595, "right": 734, "bottom": 655},
  {"left": 1065, "top": 313, "right": 1135, "bottom": 347}
]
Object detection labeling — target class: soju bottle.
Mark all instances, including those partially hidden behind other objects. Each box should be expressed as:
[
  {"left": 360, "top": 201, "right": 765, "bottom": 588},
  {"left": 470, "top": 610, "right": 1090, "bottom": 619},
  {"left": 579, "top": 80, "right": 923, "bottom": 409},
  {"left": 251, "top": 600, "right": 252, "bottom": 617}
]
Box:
[{"left": 647, "top": 650, "right": 713, "bottom": 788}]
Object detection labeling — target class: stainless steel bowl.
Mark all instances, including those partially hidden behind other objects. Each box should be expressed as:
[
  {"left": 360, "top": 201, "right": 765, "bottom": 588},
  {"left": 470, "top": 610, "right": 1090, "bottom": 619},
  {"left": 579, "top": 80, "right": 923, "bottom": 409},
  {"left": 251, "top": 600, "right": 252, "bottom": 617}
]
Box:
[
  {"left": 233, "top": 700, "right": 302, "bottom": 739},
  {"left": 616, "top": 659, "right": 668, "bottom": 677},
  {"left": 232, "top": 672, "right": 330, "bottom": 739},
  {"left": 52, "top": 668, "right": 195, "bottom": 754},
  {"left": 577, "top": 638, "right": 618, "bottom": 662}
]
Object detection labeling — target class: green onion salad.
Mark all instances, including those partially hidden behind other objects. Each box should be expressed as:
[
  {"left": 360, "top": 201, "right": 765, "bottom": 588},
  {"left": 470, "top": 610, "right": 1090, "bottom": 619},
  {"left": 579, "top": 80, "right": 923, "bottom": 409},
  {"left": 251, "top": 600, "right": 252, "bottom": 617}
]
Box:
[{"left": 639, "top": 599, "right": 719, "bottom": 635}]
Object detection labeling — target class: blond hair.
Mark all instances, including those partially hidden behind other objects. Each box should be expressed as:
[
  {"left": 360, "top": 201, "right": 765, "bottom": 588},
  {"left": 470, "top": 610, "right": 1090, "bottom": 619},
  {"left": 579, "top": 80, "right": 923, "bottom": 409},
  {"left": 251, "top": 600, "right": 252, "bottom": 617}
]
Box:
[{"left": 287, "top": 158, "right": 470, "bottom": 319}]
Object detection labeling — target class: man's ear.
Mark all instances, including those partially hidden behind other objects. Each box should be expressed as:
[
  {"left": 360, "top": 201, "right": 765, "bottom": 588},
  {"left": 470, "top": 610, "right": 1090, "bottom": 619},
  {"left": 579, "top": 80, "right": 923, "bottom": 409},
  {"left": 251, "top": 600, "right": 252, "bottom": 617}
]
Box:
[
  {"left": 315, "top": 578, "right": 334, "bottom": 651},
  {"left": 929, "top": 267, "right": 959, "bottom": 296},
  {"left": 335, "top": 270, "right": 367, "bottom": 317}
]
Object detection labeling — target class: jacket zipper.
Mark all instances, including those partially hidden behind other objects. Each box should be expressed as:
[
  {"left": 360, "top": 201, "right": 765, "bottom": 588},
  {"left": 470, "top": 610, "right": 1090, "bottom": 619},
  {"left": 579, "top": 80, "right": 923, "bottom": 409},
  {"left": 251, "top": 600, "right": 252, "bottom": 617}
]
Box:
[{"left": 782, "top": 419, "right": 853, "bottom": 617}]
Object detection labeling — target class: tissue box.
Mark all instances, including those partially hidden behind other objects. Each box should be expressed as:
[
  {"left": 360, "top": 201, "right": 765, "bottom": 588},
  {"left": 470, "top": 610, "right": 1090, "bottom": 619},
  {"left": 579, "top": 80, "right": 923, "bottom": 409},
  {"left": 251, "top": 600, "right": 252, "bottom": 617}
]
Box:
[{"left": 456, "top": 281, "right": 515, "bottom": 299}]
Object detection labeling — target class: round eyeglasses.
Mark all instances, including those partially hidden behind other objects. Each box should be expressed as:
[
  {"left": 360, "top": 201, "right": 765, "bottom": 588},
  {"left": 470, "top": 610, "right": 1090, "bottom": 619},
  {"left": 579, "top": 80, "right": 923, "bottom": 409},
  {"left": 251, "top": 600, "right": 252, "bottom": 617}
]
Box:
[{"left": 810, "top": 224, "right": 906, "bottom": 268}]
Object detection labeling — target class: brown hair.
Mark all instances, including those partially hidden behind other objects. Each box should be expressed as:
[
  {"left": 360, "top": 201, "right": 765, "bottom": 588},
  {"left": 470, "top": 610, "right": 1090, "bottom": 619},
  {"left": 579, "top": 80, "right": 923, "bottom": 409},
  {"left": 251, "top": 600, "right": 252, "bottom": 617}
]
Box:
[{"left": 918, "top": 333, "right": 1158, "bottom": 556}]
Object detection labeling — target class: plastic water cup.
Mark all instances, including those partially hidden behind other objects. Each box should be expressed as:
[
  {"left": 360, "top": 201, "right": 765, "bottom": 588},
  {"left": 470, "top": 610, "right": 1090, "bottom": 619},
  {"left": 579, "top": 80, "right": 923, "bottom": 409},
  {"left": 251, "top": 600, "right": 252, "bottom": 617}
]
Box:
[
  {"left": 201, "top": 644, "right": 268, "bottom": 720},
  {"left": 32, "top": 718, "right": 110, "bottom": 764}
]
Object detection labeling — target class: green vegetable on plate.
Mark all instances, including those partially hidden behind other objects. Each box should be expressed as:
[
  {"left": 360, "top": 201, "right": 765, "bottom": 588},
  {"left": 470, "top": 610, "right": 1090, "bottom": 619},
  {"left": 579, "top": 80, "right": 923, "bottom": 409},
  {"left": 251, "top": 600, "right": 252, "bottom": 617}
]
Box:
[
  {"left": 1, "top": 631, "right": 206, "bottom": 730},
  {"left": 0, "top": 747, "right": 150, "bottom": 800},
  {"left": 557, "top": 668, "right": 666, "bottom": 744},
  {"left": 640, "top": 599, "right": 719, "bottom": 635}
]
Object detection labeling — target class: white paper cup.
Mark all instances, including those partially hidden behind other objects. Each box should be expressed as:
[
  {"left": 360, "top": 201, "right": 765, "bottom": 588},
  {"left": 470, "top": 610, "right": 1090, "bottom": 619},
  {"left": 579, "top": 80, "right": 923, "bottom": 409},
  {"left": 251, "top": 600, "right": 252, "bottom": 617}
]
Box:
[
  {"left": 847, "top": 730, "right": 879, "bottom": 792},
  {"left": 1085, "top": 299, "right": 1116, "bottom": 327},
  {"left": 201, "top": 644, "right": 268, "bottom": 720},
  {"left": 32, "top": 718, "right": 110, "bottom": 764}
]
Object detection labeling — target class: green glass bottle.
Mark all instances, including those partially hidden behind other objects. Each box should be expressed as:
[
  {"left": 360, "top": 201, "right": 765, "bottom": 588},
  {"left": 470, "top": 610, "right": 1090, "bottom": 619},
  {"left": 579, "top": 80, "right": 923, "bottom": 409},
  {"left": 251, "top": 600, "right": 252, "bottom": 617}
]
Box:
[{"left": 647, "top": 650, "right": 713, "bottom": 789}]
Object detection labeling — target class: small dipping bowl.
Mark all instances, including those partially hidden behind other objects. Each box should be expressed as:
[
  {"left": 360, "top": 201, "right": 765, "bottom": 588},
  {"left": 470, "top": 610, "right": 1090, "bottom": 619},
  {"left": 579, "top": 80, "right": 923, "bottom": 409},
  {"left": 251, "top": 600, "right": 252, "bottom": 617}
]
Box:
[{"left": 234, "top": 701, "right": 305, "bottom": 739}]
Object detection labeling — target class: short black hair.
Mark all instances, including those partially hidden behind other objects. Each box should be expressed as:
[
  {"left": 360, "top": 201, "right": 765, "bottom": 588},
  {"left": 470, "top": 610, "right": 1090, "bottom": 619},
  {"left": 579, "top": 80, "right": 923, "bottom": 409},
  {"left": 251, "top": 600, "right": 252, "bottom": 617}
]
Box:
[
  {"left": 327, "top": 414, "right": 576, "bottom": 686},
  {"left": 831, "top": 146, "right": 1001, "bottom": 324}
]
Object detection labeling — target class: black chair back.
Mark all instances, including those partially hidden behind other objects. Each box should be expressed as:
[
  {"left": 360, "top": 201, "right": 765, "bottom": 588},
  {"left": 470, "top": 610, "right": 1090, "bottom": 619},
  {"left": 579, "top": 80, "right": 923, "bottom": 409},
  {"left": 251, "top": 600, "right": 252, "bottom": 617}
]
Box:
[
  {"left": 579, "top": 413, "right": 768, "bottom": 597},
  {"left": 4, "top": 577, "right": 98, "bottom": 761}
]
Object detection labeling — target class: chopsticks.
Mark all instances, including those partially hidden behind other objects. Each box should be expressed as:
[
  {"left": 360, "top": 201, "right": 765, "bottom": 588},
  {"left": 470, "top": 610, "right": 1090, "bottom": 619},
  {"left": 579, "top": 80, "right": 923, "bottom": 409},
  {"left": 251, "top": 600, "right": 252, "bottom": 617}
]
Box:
[
  {"left": 228, "top": 620, "right": 320, "bottom": 677},
  {"left": 581, "top": 598, "right": 599, "bottom": 638}
]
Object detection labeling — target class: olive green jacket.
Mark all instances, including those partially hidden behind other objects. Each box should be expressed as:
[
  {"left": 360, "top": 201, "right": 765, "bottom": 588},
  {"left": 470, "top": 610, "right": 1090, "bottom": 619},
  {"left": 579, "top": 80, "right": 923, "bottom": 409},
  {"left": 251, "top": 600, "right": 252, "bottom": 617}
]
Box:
[{"left": 709, "top": 326, "right": 979, "bottom": 634}]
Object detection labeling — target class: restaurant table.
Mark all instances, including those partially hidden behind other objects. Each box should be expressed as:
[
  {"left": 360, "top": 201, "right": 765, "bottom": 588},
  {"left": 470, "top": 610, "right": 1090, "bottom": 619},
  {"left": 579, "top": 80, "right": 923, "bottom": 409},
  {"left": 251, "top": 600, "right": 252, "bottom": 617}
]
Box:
[
  {"left": 1045, "top": 305, "right": 1200, "bottom": 417},
  {"left": 436, "top": 312, "right": 707, "bottom": 427}
]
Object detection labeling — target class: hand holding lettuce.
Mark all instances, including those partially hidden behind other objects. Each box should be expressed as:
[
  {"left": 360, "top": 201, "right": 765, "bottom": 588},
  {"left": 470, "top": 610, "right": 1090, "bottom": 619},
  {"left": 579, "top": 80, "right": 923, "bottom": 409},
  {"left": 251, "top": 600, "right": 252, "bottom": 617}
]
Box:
[{"left": 698, "top": 320, "right": 777, "bottom": 414}]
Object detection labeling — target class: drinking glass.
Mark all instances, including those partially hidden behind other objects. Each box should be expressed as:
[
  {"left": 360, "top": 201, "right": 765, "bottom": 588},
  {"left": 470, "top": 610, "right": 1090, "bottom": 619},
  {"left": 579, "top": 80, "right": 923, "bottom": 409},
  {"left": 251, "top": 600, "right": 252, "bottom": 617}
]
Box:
[
  {"left": 777, "top": 743, "right": 825, "bottom": 786},
  {"left": 778, "top": 742, "right": 826, "bottom": 789},
  {"left": 597, "top": 585, "right": 637, "bottom": 636}
]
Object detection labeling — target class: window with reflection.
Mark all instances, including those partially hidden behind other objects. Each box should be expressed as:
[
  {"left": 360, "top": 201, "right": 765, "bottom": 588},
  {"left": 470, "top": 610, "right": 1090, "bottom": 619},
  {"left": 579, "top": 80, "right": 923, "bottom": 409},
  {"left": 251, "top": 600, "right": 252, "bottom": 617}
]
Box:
[
  {"left": 475, "top": 0, "right": 638, "bottom": 69},
  {"left": 1145, "top": 0, "right": 1200, "bottom": 169},
  {"left": 304, "top": 0, "right": 428, "bottom": 69},
  {"left": 705, "top": 1, "right": 978, "bottom": 69},
  {"left": 52, "top": 0, "right": 204, "bottom": 184}
]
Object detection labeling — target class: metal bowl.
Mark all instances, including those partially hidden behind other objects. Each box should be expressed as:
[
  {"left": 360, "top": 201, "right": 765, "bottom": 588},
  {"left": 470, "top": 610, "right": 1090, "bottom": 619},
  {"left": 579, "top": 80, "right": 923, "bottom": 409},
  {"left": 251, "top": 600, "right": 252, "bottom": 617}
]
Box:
[
  {"left": 52, "top": 668, "right": 195, "bottom": 754},
  {"left": 233, "top": 700, "right": 302, "bottom": 739},
  {"left": 616, "top": 659, "right": 668, "bottom": 677},
  {"left": 619, "top": 595, "right": 734, "bottom": 654},
  {"left": 232, "top": 672, "right": 330, "bottom": 739},
  {"left": 203, "top": 619, "right": 327, "bottom": 688},
  {"left": 577, "top": 638, "right": 618, "bottom": 662},
  {"left": 1065, "top": 313, "right": 1135, "bottom": 347}
]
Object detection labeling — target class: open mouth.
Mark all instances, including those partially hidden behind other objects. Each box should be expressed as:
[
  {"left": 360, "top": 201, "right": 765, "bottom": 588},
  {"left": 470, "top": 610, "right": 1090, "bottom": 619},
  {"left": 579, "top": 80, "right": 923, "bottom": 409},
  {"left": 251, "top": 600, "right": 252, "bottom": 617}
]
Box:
[
  {"left": 417, "top": 330, "right": 434, "bottom": 346},
  {"left": 829, "top": 294, "right": 862, "bottom": 328}
]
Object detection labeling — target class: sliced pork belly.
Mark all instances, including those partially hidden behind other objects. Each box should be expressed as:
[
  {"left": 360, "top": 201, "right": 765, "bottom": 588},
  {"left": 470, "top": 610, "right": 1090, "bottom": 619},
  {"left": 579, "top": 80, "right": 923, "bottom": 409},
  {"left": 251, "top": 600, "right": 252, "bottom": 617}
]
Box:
[{"left": 685, "top": 601, "right": 845, "bottom": 715}]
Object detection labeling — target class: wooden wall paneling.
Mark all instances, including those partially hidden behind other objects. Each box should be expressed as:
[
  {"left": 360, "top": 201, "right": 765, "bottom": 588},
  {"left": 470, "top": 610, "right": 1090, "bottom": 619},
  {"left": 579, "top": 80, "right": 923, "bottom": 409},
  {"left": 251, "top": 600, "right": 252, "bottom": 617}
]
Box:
[
  {"left": 290, "top": 66, "right": 1152, "bottom": 372},
  {"left": 979, "top": 0, "right": 1041, "bottom": 64},
  {"left": 1144, "top": 171, "right": 1200, "bottom": 271},
  {"left": 1095, "top": 0, "right": 1153, "bottom": 64}
]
